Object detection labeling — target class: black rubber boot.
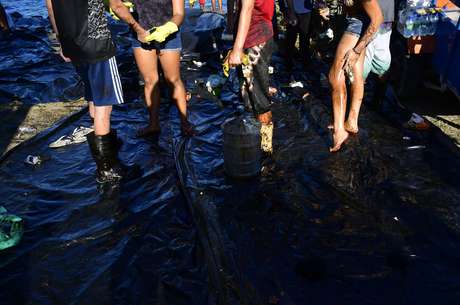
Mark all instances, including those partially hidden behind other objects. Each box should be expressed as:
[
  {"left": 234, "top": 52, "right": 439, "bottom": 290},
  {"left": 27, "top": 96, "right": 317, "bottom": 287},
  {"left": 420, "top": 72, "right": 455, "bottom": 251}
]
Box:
[{"left": 87, "top": 130, "right": 124, "bottom": 184}]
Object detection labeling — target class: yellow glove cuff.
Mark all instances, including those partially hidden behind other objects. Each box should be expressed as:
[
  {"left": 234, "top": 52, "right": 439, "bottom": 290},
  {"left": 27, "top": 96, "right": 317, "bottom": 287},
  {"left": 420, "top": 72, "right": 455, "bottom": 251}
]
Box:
[
  {"left": 109, "top": 2, "right": 134, "bottom": 20},
  {"left": 163, "top": 21, "right": 179, "bottom": 34}
]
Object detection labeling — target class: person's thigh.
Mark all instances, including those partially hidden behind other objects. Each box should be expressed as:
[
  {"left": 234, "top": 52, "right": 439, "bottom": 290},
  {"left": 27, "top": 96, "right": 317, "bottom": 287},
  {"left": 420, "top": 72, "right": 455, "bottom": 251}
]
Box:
[
  {"left": 330, "top": 32, "right": 360, "bottom": 78},
  {"left": 158, "top": 51, "right": 181, "bottom": 82},
  {"left": 133, "top": 47, "right": 159, "bottom": 83}
]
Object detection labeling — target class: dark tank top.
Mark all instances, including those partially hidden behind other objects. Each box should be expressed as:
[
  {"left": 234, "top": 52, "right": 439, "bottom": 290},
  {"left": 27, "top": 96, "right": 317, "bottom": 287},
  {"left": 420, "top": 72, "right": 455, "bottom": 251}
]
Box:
[{"left": 132, "top": 0, "right": 173, "bottom": 29}]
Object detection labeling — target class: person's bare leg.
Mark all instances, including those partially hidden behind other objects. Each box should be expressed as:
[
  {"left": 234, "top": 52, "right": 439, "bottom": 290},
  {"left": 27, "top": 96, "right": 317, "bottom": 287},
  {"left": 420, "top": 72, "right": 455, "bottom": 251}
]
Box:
[
  {"left": 89, "top": 101, "right": 95, "bottom": 119},
  {"left": 158, "top": 50, "right": 189, "bottom": 131},
  {"left": 211, "top": 0, "right": 216, "bottom": 11},
  {"left": 133, "top": 47, "right": 161, "bottom": 134},
  {"left": 218, "top": 0, "right": 223, "bottom": 12},
  {"left": 93, "top": 105, "right": 112, "bottom": 136},
  {"left": 328, "top": 33, "right": 359, "bottom": 152},
  {"left": 0, "top": 4, "right": 9, "bottom": 31},
  {"left": 345, "top": 50, "right": 366, "bottom": 134}
]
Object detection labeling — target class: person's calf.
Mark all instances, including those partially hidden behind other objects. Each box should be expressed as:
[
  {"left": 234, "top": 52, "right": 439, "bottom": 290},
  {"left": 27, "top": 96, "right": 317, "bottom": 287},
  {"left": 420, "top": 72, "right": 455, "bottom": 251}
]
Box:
[
  {"left": 257, "top": 110, "right": 272, "bottom": 124},
  {"left": 89, "top": 101, "right": 95, "bottom": 119},
  {"left": 93, "top": 105, "right": 112, "bottom": 136}
]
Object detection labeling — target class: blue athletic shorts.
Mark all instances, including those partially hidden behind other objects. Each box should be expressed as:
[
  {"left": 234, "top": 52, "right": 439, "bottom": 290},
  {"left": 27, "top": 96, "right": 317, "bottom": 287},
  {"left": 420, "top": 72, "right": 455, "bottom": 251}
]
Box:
[
  {"left": 75, "top": 56, "right": 124, "bottom": 106},
  {"left": 131, "top": 31, "right": 182, "bottom": 52}
]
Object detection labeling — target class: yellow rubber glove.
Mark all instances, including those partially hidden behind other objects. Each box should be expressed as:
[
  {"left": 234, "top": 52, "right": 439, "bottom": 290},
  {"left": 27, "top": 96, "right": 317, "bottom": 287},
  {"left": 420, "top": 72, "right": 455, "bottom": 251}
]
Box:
[
  {"left": 145, "top": 21, "right": 178, "bottom": 43},
  {"left": 109, "top": 1, "right": 134, "bottom": 21},
  {"left": 222, "top": 51, "right": 249, "bottom": 77}
]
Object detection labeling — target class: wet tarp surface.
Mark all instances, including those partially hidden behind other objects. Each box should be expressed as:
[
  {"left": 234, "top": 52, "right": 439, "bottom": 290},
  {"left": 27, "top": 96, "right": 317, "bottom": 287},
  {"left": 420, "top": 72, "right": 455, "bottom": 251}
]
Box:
[
  {"left": 2, "top": 8, "right": 460, "bottom": 305},
  {"left": 0, "top": 103, "right": 211, "bottom": 305},
  {"left": 174, "top": 57, "right": 460, "bottom": 305},
  {"left": 0, "top": 8, "right": 138, "bottom": 104}
]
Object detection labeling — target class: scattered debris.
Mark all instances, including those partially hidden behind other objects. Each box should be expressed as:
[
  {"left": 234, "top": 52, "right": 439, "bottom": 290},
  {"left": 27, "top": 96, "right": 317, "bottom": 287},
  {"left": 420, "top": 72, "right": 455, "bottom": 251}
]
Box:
[
  {"left": 0, "top": 206, "right": 23, "bottom": 251},
  {"left": 404, "top": 113, "right": 430, "bottom": 130},
  {"left": 18, "top": 126, "right": 37, "bottom": 133},
  {"left": 49, "top": 126, "right": 93, "bottom": 148},
  {"left": 24, "top": 155, "right": 43, "bottom": 165}
]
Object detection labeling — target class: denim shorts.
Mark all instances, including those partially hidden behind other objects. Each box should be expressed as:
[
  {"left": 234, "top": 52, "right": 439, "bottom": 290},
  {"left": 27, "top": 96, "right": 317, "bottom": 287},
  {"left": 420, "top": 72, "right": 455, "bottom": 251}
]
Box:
[
  {"left": 131, "top": 30, "right": 182, "bottom": 52},
  {"left": 345, "top": 16, "right": 368, "bottom": 37}
]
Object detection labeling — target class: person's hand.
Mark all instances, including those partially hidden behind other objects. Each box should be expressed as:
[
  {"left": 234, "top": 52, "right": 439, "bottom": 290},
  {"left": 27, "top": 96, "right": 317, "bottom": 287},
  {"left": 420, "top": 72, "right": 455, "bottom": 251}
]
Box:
[
  {"left": 319, "top": 7, "right": 330, "bottom": 20},
  {"left": 145, "top": 21, "right": 178, "bottom": 43},
  {"left": 109, "top": 1, "right": 134, "bottom": 21},
  {"left": 136, "top": 27, "right": 148, "bottom": 43},
  {"left": 343, "top": 48, "right": 360, "bottom": 73},
  {"left": 223, "top": 49, "right": 249, "bottom": 77},
  {"left": 59, "top": 48, "right": 71, "bottom": 62},
  {"left": 227, "top": 48, "right": 244, "bottom": 67}
]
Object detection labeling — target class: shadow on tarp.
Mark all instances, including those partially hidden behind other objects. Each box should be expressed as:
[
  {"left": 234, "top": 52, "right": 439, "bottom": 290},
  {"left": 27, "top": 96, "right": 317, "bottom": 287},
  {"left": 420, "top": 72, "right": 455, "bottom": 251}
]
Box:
[
  {"left": 0, "top": 102, "right": 32, "bottom": 157},
  {"left": 0, "top": 102, "right": 211, "bottom": 305}
]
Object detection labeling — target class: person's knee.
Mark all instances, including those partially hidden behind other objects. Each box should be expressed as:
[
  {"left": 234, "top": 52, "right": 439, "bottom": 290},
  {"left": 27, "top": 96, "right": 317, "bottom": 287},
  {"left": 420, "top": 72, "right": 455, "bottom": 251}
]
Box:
[
  {"left": 329, "top": 68, "right": 344, "bottom": 89},
  {"left": 94, "top": 105, "right": 112, "bottom": 118},
  {"left": 144, "top": 75, "right": 159, "bottom": 90},
  {"left": 165, "top": 76, "right": 183, "bottom": 88},
  {"left": 93, "top": 106, "right": 112, "bottom": 134}
]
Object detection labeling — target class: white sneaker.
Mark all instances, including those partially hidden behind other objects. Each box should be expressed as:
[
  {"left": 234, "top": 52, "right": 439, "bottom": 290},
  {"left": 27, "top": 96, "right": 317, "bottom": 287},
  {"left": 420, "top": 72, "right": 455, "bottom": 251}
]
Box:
[{"left": 49, "top": 126, "right": 94, "bottom": 148}]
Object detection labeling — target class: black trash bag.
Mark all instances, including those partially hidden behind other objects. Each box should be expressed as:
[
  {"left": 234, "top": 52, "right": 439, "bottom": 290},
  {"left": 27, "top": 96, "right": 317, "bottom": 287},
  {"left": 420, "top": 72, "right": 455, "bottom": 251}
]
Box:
[{"left": 181, "top": 9, "right": 226, "bottom": 54}]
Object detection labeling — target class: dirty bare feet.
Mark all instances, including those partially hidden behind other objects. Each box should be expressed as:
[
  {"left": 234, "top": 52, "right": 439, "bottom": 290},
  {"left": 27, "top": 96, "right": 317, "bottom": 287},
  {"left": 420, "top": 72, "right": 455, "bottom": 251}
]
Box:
[
  {"left": 329, "top": 129, "right": 349, "bottom": 152},
  {"left": 257, "top": 111, "right": 272, "bottom": 124},
  {"left": 344, "top": 120, "right": 359, "bottom": 134},
  {"left": 181, "top": 119, "right": 195, "bottom": 137}
]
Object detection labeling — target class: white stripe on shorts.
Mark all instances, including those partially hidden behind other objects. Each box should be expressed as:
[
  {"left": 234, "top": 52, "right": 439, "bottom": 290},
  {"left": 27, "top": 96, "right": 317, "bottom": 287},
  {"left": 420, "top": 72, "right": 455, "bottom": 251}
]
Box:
[
  {"left": 111, "top": 57, "right": 124, "bottom": 104},
  {"left": 108, "top": 57, "right": 123, "bottom": 104}
]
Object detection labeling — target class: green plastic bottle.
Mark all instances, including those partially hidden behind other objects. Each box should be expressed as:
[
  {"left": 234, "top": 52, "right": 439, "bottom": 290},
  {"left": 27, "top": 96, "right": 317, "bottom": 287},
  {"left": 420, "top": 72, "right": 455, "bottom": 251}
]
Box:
[{"left": 0, "top": 207, "right": 23, "bottom": 250}]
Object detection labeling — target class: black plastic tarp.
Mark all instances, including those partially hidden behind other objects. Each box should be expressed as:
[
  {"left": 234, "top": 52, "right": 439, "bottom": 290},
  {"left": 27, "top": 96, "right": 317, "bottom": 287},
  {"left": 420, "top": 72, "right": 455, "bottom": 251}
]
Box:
[
  {"left": 2, "top": 8, "right": 460, "bottom": 305},
  {"left": 0, "top": 102, "right": 211, "bottom": 305},
  {"left": 174, "top": 55, "right": 460, "bottom": 304}
]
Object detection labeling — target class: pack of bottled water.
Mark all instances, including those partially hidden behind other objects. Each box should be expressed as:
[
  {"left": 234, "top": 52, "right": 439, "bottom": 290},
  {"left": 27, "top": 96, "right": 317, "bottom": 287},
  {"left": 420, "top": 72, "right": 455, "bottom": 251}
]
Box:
[{"left": 398, "top": 0, "right": 441, "bottom": 37}]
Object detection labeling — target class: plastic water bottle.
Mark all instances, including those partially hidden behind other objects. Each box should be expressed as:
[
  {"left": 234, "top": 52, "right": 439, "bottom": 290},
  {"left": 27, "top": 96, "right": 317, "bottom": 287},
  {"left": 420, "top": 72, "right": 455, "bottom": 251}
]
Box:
[
  {"left": 428, "top": 10, "right": 439, "bottom": 35},
  {"left": 405, "top": 12, "right": 416, "bottom": 37}
]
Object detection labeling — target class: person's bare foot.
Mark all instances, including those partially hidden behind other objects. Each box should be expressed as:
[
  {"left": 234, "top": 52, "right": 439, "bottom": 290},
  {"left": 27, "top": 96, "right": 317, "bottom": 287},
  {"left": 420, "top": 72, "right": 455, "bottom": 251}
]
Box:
[
  {"left": 344, "top": 120, "right": 359, "bottom": 134},
  {"left": 137, "top": 125, "right": 160, "bottom": 137},
  {"left": 181, "top": 119, "right": 195, "bottom": 137},
  {"left": 329, "top": 129, "right": 349, "bottom": 152},
  {"left": 257, "top": 111, "right": 272, "bottom": 124}
]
